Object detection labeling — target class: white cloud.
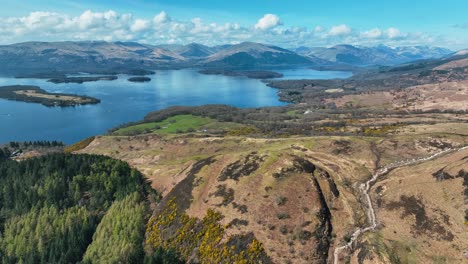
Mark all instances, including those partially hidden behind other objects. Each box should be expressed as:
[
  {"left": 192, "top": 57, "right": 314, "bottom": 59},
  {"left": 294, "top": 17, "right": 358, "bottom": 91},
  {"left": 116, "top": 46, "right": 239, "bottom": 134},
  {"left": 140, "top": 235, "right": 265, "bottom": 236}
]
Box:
[
  {"left": 386, "top": 27, "right": 402, "bottom": 39},
  {"left": 153, "top": 11, "right": 170, "bottom": 24},
  {"left": 314, "top": 26, "right": 324, "bottom": 33},
  {"left": 131, "top": 19, "right": 149, "bottom": 32},
  {"left": 328, "top": 24, "right": 352, "bottom": 36},
  {"left": 361, "top": 28, "right": 382, "bottom": 39},
  {"left": 77, "top": 10, "right": 122, "bottom": 30},
  {"left": 255, "top": 14, "right": 282, "bottom": 30},
  {"left": 190, "top": 18, "right": 207, "bottom": 34},
  {"left": 0, "top": 10, "right": 445, "bottom": 48},
  {"left": 19, "top": 12, "right": 60, "bottom": 30}
]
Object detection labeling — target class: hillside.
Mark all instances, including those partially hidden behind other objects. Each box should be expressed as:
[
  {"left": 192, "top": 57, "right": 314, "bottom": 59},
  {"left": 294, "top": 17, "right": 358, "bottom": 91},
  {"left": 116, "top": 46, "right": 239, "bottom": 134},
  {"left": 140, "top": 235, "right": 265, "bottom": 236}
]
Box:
[
  {"left": 434, "top": 51, "right": 468, "bottom": 70},
  {"left": 79, "top": 124, "right": 468, "bottom": 263},
  {"left": 0, "top": 153, "right": 158, "bottom": 263},
  {"left": 265, "top": 50, "right": 468, "bottom": 104},
  {"left": 351, "top": 145, "right": 468, "bottom": 264},
  {"left": 325, "top": 80, "right": 468, "bottom": 112}
]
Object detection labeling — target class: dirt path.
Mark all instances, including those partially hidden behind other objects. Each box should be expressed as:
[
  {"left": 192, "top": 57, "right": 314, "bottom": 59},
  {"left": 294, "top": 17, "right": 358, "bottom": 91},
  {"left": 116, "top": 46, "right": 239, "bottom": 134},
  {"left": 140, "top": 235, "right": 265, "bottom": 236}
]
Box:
[{"left": 332, "top": 145, "right": 468, "bottom": 264}]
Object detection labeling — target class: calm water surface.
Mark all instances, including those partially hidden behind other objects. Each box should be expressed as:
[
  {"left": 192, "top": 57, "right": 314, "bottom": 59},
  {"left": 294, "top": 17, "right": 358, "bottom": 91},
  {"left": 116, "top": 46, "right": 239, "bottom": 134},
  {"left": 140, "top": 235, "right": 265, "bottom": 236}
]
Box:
[{"left": 0, "top": 68, "right": 351, "bottom": 143}]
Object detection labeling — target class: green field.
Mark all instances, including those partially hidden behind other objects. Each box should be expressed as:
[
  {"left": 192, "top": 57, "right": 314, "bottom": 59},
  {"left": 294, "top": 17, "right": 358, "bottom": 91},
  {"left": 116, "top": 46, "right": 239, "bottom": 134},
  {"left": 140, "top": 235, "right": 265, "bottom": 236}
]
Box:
[
  {"left": 113, "top": 114, "right": 244, "bottom": 136},
  {"left": 286, "top": 110, "right": 300, "bottom": 117}
]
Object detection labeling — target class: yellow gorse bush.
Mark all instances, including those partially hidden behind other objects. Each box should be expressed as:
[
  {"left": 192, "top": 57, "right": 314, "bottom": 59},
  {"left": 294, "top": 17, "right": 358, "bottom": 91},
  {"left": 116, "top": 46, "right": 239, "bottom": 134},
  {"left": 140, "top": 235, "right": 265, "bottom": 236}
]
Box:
[{"left": 145, "top": 199, "right": 266, "bottom": 263}]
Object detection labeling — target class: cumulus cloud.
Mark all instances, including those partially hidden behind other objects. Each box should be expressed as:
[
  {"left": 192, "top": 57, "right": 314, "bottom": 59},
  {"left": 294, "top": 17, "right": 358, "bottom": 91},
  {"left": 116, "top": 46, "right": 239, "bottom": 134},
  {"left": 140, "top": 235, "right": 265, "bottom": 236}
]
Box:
[
  {"left": 0, "top": 10, "right": 443, "bottom": 48},
  {"left": 19, "top": 11, "right": 61, "bottom": 31},
  {"left": 255, "top": 14, "right": 282, "bottom": 30},
  {"left": 386, "top": 27, "right": 402, "bottom": 39},
  {"left": 131, "top": 19, "right": 149, "bottom": 32},
  {"left": 358, "top": 27, "right": 409, "bottom": 41},
  {"left": 328, "top": 24, "right": 352, "bottom": 36},
  {"left": 153, "top": 11, "right": 170, "bottom": 24},
  {"left": 361, "top": 28, "right": 382, "bottom": 39}
]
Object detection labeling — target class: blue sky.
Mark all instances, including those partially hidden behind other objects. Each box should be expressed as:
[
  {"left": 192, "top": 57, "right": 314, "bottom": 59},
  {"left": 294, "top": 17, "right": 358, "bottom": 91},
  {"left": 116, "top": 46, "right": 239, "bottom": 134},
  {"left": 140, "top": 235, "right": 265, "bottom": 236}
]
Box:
[{"left": 1, "top": 0, "right": 467, "bottom": 49}]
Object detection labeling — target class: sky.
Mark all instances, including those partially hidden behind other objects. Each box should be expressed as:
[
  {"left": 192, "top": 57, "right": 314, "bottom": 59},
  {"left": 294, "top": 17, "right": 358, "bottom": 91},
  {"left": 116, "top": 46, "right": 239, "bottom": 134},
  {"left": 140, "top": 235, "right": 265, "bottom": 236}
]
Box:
[{"left": 0, "top": 0, "right": 467, "bottom": 49}]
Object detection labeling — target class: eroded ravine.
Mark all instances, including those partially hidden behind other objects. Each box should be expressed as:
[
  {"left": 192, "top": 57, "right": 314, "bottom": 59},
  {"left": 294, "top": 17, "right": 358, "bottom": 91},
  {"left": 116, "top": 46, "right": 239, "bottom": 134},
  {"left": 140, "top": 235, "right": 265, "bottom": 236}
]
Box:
[{"left": 333, "top": 145, "right": 468, "bottom": 264}]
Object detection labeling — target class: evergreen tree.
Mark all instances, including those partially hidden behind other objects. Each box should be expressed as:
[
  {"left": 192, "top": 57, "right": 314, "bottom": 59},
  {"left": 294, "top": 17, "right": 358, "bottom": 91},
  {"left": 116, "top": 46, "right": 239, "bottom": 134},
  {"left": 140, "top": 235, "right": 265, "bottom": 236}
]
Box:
[{"left": 0, "top": 153, "right": 155, "bottom": 263}]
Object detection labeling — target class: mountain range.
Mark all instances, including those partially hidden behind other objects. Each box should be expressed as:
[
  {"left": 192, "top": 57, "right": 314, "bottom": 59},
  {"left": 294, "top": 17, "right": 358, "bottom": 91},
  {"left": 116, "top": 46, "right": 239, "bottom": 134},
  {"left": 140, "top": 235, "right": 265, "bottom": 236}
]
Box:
[
  {"left": 293, "top": 44, "right": 452, "bottom": 66},
  {"left": 0, "top": 41, "right": 456, "bottom": 76}
]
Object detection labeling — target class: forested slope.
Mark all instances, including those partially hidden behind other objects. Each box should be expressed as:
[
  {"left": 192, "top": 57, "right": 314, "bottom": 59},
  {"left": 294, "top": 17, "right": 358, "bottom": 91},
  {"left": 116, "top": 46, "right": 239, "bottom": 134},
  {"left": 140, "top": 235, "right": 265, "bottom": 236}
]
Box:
[{"left": 0, "top": 153, "right": 156, "bottom": 263}]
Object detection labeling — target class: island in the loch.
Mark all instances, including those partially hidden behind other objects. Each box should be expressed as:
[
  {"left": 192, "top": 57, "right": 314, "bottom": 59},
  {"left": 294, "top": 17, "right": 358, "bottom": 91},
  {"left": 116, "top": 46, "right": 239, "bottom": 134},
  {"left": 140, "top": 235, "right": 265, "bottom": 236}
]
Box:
[
  {"left": 0, "top": 85, "right": 100, "bottom": 107},
  {"left": 15, "top": 69, "right": 155, "bottom": 79},
  {"left": 128, "top": 76, "right": 152, "bottom": 82},
  {"left": 198, "top": 69, "right": 284, "bottom": 79},
  {"left": 47, "top": 75, "right": 118, "bottom": 84}
]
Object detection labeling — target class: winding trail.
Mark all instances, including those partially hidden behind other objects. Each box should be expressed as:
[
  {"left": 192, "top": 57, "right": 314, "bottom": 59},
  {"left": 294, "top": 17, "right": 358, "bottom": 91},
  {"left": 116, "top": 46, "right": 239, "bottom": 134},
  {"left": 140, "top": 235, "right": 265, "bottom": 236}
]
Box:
[{"left": 333, "top": 145, "right": 468, "bottom": 264}]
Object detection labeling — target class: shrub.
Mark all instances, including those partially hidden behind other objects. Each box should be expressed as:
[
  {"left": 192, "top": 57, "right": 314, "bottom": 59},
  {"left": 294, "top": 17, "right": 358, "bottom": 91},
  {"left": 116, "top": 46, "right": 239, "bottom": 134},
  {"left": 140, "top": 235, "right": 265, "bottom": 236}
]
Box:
[
  {"left": 277, "top": 213, "right": 291, "bottom": 220},
  {"left": 275, "top": 196, "right": 288, "bottom": 206},
  {"left": 298, "top": 230, "right": 313, "bottom": 241},
  {"left": 280, "top": 225, "right": 288, "bottom": 234},
  {"left": 64, "top": 136, "right": 95, "bottom": 153},
  {"left": 344, "top": 233, "right": 352, "bottom": 243}
]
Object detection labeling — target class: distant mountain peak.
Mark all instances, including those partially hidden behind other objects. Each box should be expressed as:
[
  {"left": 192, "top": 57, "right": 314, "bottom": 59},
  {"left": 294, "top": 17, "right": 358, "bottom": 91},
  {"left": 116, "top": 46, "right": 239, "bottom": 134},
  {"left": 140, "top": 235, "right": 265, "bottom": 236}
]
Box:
[
  {"left": 294, "top": 44, "right": 452, "bottom": 66},
  {"left": 203, "top": 42, "right": 313, "bottom": 67}
]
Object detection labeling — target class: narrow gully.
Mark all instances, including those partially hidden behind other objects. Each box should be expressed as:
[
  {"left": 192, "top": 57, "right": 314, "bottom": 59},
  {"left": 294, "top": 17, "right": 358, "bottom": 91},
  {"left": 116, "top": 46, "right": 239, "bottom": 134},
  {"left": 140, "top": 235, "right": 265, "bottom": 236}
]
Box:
[{"left": 332, "top": 146, "right": 466, "bottom": 264}]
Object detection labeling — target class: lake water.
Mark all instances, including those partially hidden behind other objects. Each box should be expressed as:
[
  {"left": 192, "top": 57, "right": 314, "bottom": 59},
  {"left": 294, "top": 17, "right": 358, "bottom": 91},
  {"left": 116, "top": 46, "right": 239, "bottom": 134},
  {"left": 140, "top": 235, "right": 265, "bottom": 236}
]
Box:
[{"left": 0, "top": 68, "right": 351, "bottom": 144}]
